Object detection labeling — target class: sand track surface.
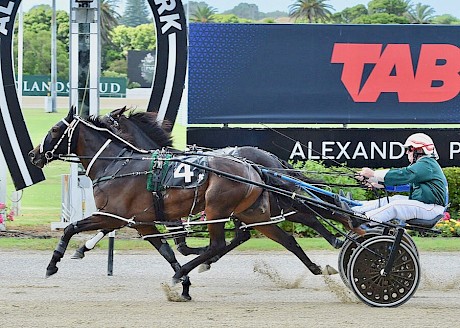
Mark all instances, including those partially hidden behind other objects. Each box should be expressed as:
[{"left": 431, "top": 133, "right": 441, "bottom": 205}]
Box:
[{"left": 1, "top": 249, "right": 459, "bottom": 327}]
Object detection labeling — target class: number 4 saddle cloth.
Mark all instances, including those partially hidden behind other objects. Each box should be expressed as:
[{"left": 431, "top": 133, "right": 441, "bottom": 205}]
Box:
[{"left": 147, "top": 154, "right": 209, "bottom": 192}]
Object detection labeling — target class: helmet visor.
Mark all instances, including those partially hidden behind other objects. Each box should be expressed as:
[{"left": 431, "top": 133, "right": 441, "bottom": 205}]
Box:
[{"left": 404, "top": 145, "right": 414, "bottom": 152}]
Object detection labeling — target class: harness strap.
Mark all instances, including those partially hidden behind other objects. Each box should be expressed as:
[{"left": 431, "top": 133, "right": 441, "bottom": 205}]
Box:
[
  {"left": 238, "top": 211, "right": 296, "bottom": 229},
  {"left": 86, "top": 139, "right": 112, "bottom": 176},
  {"left": 183, "top": 217, "right": 231, "bottom": 226},
  {"left": 142, "top": 230, "right": 191, "bottom": 239},
  {"left": 92, "top": 170, "right": 151, "bottom": 186},
  {"left": 152, "top": 192, "right": 166, "bottom": 223},
  {"left": 92, "top": 211, "right": 135, "bottom": 224},
  {"left": 74, "top": 116, "right": 150, "bottom": 154},
  {"left": 188, "top": 187, "right": 199, "bottom": 218}
]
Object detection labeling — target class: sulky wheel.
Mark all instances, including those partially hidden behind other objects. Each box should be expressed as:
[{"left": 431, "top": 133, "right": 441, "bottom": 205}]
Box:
[
  {"left": 378, "top": 227, "right": 419, "bottom": 257},
  {"left": 399, "top": 231, "right": 419, "bottom": 257},
  {"left": 347, "top": 235, "right": 420, "bottom": 307},
  {"left": 337, "top": 229, "right": 382, "bottom": 287},
  {"left": 338, "top": 228, "right": 420, "bottom": 288}
]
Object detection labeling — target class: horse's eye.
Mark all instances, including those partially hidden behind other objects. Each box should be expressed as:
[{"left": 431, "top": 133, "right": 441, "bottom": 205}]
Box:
[{"left": 50, "top": 126, "right": 60, "bottom": 138}]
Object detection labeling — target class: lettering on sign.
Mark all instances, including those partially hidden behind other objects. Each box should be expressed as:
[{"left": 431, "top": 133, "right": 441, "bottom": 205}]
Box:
[
  {"left": 331, "top": 43, "right": 460, "bottom": 102},
  {"left": 450, "top": 142, "right": 460, "bottom": 160},
  {"left": 18, "top": 76, "right": 126, "bottom": 96},
  {"left": 289, "top": 141, "right": 405, "bottom": 161},
  {"left": 154, "top": 0, "right": 182, "bottom": 34},
  {"left": 0, "top": 1, "right": 14, "bottom": 36}
]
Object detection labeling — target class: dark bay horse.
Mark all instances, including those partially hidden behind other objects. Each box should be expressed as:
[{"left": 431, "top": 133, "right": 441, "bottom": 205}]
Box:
[
  {"left": 100, "top": 107, "right": 353, "bottom": 253},
  {"left": 96, "top": 108, "right": 360, "bottom": 274},
  {"left": 29, "top": 107, "right": 335, "bottom": 300},
  {"left": 72, "top": 107, "right": 351, "bottom": 275}
]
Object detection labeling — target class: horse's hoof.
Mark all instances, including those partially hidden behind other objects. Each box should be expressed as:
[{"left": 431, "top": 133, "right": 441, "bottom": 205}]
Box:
[
  {"left": 71, "top": 250, "right": 85, "bottom": 259},
  {"left": 181, "top": 293, "right": 192, "bottom": 301},
  {"left": 46, "top": 267, "right": 58, "bottom": 278},
  {"left": 322, "top": 265, "right": 338, "bottom": 275},
  {"left": 198, "top": 263, "right": 211, "bottom": 273},
  {"left": 171, "top": 277, "right": 181, "bottom": 285}
]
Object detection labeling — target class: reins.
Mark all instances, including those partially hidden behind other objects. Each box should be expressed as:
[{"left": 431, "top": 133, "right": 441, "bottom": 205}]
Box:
[
  {"left": 75, "top": 116, "right": 152, "bottom": 154},
  {"left": 48, "top": 115, "right": 368, "bottom": 218}
]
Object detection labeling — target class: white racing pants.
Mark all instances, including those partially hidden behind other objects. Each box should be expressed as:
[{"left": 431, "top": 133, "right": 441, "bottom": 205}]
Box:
[{"left": 351, "top": 195, "right": 445, "bottom": 223}]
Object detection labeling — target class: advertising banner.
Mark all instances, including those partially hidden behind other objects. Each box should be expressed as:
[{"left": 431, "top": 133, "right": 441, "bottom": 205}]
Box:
[
  {"left": 0, "top": 1, "right": 45, "bottom": 190},
  {"left": 187, "top": 128, "right": 460, "bottom": 168},
  {"left": 188, "top": 24, "right": 460, "bottom": 124},
  {"left": 20, "top": 76, "right": 127, "bottom": 97},
  {"left": 147, "top": 0, "right": 187, "bottom": 125}
]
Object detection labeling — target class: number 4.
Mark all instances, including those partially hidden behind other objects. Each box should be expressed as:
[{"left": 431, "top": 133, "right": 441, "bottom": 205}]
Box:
[{"left": 173, "top": 163, "right": 194, "bottom": 183}]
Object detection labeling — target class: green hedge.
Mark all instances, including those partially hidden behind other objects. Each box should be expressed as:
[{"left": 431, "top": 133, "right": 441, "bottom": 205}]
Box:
[{"left": 443, "top": 167, "right": 460, "bottom": 218}]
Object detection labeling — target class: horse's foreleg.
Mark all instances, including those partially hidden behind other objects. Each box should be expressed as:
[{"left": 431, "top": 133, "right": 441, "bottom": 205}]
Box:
[
  {"left": 46, "top": 223, "right": 79, "bottom": 277},
  {"left": 46, "top": 216, "right": 122, "bottom": 278},
  {"left": 144, "top": 237, "right": 192, "bottom": 300},
  {"left": 71, "top": 229, "right": 112, "bottom": 259},
  {"left": 255, "top": 224, "right": 337, "bottom": 275}
]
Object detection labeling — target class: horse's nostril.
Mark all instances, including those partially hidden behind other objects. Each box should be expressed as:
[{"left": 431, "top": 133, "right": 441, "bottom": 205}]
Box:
[{"left": 28, "top": 151, "right": 35, "bottom": 160}]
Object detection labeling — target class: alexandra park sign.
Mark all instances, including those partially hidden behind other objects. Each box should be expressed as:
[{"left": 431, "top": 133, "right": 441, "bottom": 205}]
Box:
[{"left": 20, "top": 75, "right": 127, "bottom": 97}]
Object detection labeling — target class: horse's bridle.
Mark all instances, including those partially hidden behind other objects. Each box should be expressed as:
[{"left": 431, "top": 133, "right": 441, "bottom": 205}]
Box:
[
  {"left": 40, "top": 117, "right": 80, "bottom": 164},
  {"left": 105, "top": 112, "right": 119, "bottom": 128},
  {"left": 39, "top": 115, "right": 151, "bottom": 165}
]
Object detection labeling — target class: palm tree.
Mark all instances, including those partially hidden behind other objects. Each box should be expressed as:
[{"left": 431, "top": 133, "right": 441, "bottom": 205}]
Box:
[
  {"left": 289, "top": 0, "right": 334, "bottom": 23},
  {"left": 100, "top": 0, "right": 120, "bottom": 45},
  {"left": 406, "top": 2, "right": 436, "bottom": 24},
  {"left": 190, "top": 4, "right": 217, "bottom": 23}
]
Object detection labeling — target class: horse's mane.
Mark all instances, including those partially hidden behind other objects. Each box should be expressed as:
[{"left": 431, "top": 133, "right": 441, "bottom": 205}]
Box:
[
  {"left": 125, "top": 110, "right": 173, "bottom": 148},
  {"left": 87, "top": 115, "right": 137, "bottom": 145}
]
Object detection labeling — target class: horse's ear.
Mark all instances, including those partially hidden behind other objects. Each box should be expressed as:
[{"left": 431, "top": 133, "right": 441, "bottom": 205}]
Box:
[
  {"left": 66, "top": 106, "right": 76, "bottom": 122},
  {"left": 111, "top": 106, "right": 128, "bottom": 118}
]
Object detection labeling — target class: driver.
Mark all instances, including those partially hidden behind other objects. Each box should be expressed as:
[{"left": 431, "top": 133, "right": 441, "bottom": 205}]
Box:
[{"left": 351, "top": 133, "right": 448, "bottom": 226}]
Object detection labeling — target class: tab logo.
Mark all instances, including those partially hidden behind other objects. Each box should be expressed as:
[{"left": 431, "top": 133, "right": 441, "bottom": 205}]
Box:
[{"left": 331, "top": 43, "right": 460, "bottom": 102}]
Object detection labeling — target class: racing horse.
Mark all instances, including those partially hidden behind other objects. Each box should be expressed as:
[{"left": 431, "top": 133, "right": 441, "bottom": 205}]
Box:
[
  {"left": 29, "top": 107, "right": 336, "bottom": 299},
  {"left": 69, "top": 108, "right": 354, "bottom": 278},
  {"left": 71, "top": 107, "right": 349, "bottom": 261},
  {"left": 102, "top": 107, "right": 353, "bottom": 251}
]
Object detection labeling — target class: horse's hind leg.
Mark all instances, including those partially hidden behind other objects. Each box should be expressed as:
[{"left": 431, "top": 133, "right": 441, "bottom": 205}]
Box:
[
  {"left": 172, "top": 222, "right": 229, "bottom": 283},
  {"left": 71, "top": 229, "right": 113, "bottom": 259},
  {"left": 175, "top": 235, "right": 208, "bottom": 256},
  {"left": 176, "top": 218, "right": 243, "bottom": 259},
  {"left": 200, "top": 220, "right": 251, "bottom": 271},
  {"left": 254, "top": 224, "right": 336, "bottom": 275},
  {"left": 288, "top": 213, "right": 343, "bottom": 249},
  {"left": 144, "top": 236, "right": 192, "bottom": 300}
]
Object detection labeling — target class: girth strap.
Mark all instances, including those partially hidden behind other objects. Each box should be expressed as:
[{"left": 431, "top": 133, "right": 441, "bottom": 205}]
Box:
[{"left": 152, "top": 192, "right": 166, "bottom": 223}]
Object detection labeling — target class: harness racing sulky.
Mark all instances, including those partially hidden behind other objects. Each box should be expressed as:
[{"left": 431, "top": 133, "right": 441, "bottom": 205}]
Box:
[{"left": 28, "top": 107, "right": 444, "bottom": 307}]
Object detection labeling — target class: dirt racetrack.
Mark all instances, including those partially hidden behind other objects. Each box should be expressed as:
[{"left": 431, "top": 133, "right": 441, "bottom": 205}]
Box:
[{"left": 1, "top": 249, "right": 459, "bottom": 328}]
